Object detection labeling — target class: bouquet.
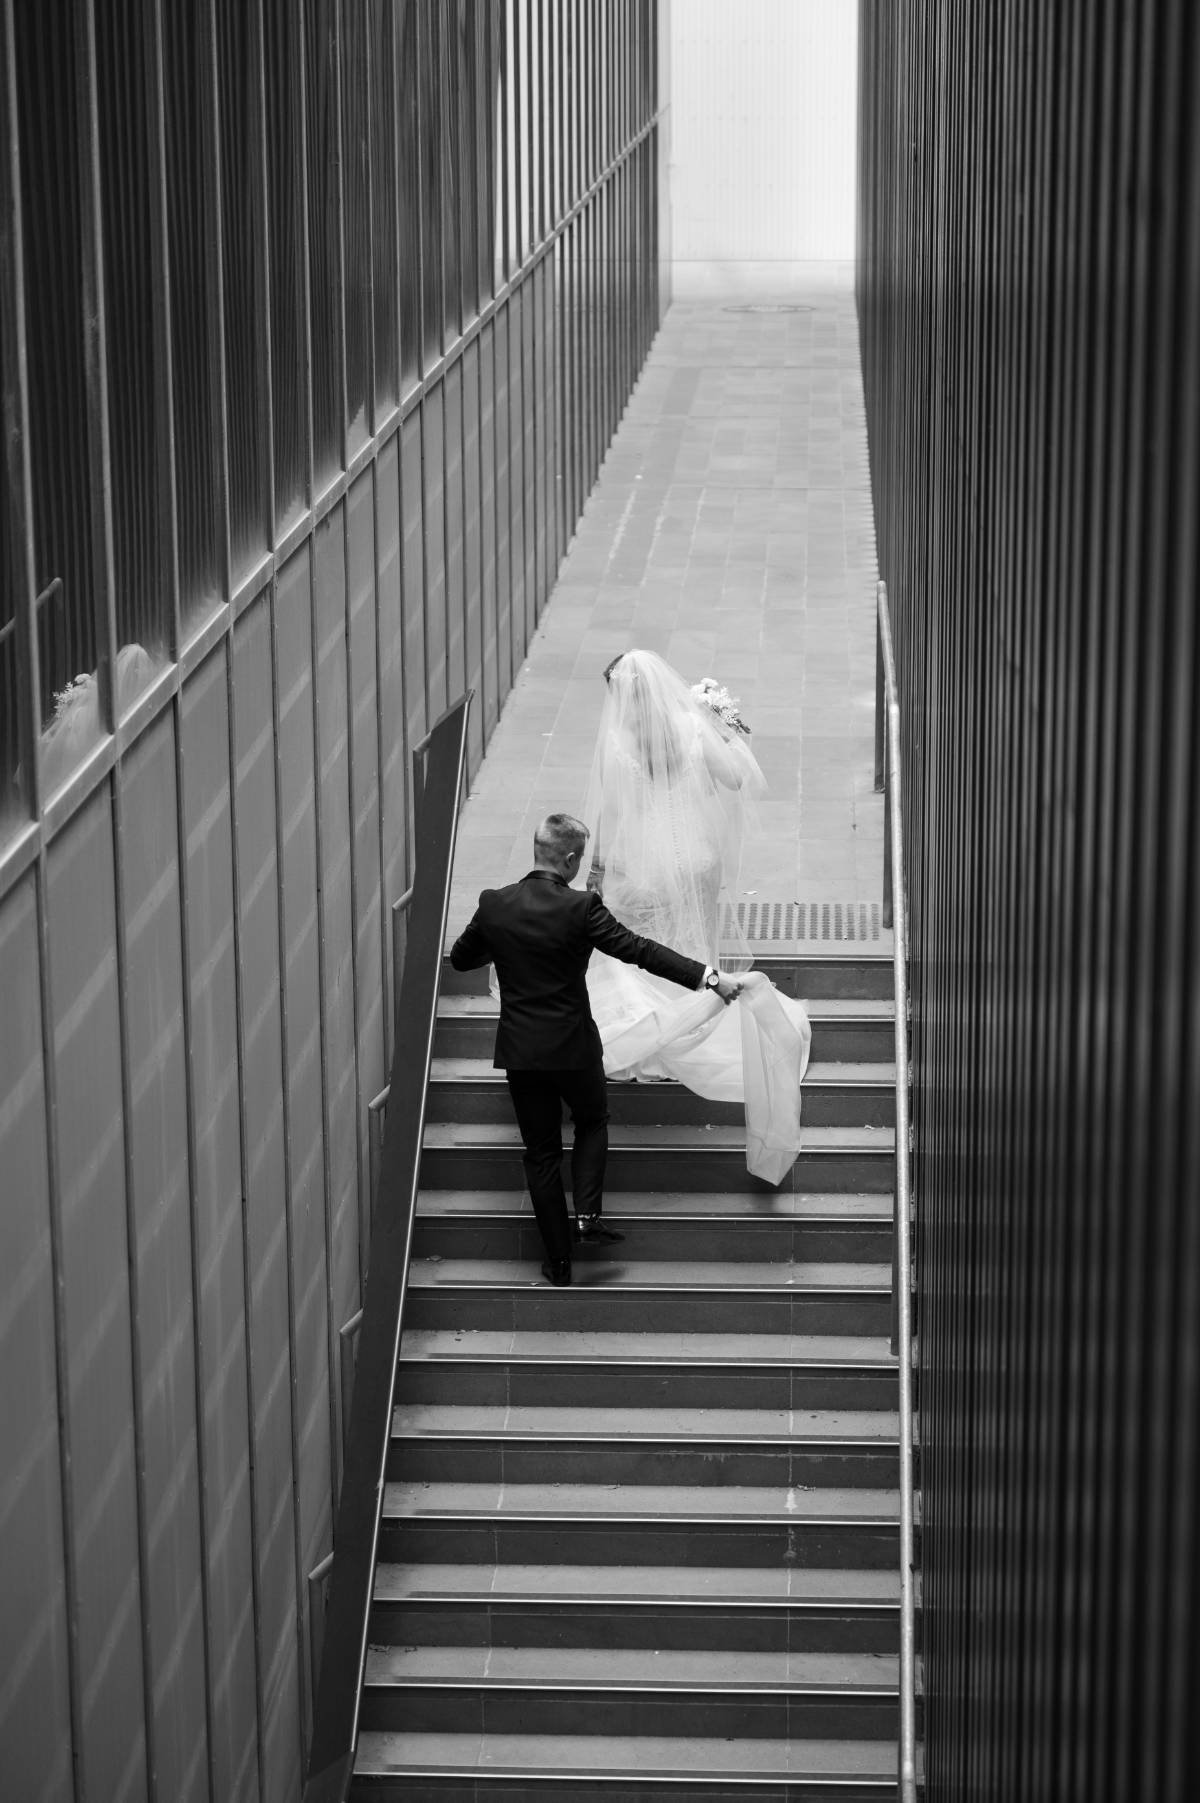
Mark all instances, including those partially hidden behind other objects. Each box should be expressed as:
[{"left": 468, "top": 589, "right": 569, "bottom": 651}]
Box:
[{"left": 691, "top": 676, "right": 751, "bottom": 736}]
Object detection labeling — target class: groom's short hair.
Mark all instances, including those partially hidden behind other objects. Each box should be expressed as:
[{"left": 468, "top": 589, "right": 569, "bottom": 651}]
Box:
[{"left": 534, "top": 812, "right": 589, "bottom": 864}]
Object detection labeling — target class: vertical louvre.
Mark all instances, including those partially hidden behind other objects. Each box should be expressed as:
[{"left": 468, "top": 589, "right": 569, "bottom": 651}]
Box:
[
  {"left": 263, "top": 0, "right": 309, "bottom": 527},
  {"left": 14, "top": 0, "right": 102, "bottom": 786},
  {"left": 340, "top": 0, "right": 372, "bottom": 453},
  {"left": 304, "top": 0, "right": 344, "bottom": 486},
  {"left": 216, "top": 0, "right": 270, "bottom": 577},
  {"left": 858, "top": 3, "right": 1200, "bottom": 1800},
  {"left": 0, "top": 4, "right": 668, "bottom": 1792},
  {"left": 95, "top": 0, "right": 170, "bottom": 696}
]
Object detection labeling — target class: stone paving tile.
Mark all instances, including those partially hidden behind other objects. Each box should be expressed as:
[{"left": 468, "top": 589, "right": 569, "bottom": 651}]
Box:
[{"left": 449, "top": 288, "right": 885, "bottom": 941}]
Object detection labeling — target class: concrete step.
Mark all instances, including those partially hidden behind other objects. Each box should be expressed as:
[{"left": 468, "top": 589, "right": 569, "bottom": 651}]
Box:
[
  {"left": 388, "top": 1403, "right": 900, "bottom": 1488},
  {"left": 425, "top": 1061, "right": 896, "bottom": 1129},
  {"left": 357, "top": 1643, "right": 899, "bottom": 1739},
  {"left": 435, "top": 993, "right": 898, "bottom": 1064},
  {"left": 411, "top": 1207, "right": 893, "bottom": 1266},
  {"left": 440, "top": 952, "right": 896, "bottom": 1002},
  {"left": 419, "top": 1122, "right": 895, "bottom": 1193},
  {"left": 403, "top": 1258, "right": 894, "bottom": 1337},
  {"left": 395, "top": 1333, "right": 899, "bottom": 1412},
  {"left": 370, "top": 1562, "right": 900, "bottom": 1654},
  {"left": 377, "top": 1481, "right": 901, "bottom": 1573},
  {"left": 353, "top": 1727, "right": 898, "bottom": 1798}
]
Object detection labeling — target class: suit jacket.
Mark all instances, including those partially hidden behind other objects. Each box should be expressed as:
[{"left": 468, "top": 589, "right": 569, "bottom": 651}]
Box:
[{"left": 449, "top": 869, "right": 707, "bottom": 1070}]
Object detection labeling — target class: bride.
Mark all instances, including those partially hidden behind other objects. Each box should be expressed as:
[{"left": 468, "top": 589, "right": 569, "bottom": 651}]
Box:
[{"left": 580, "top": 648, "right": 811, "bottom": 1184}]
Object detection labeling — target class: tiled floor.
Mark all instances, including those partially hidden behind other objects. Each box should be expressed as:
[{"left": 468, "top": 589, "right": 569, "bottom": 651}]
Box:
[{"left": 449, "top": 287, "right": 883, "bottom": 940}]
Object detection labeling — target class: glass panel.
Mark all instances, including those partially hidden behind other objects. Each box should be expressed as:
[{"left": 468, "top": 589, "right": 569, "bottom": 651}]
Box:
[
  {"left": 439, "top": 0, "right": 460, "bottom": 343},
  {"left": 492, "top": 304, "right": 512, "bottom": 692},
  {"left": 418, "top": 0, "right": 443, "bottom": 364},
  {"left": 456, "top": 0, "right": 478, "bottom": 325},
  {"left": 341, "top": 0, "right": 371, "bottom": 451},
  {"left": 462, "top": 338, "right": 483, "bottom": 771},
  {"left": 422, "top": 389, "right": 446, "bottom": 718},
  {"left": 0, "top": 264, "right": 27, "bottom": 836},
  {"left": 396, "top": 0, "right": 420, "bottom": 392},
  {"left": 474, "top": 1, "right": 495, "bottom": 310},
  {"left": 163, "top": 0, "right": 224, "bottom": 635},
  {"left": 504, "top": 0, "right": 520, "bottom": 271},
  {"left": 264, "top": 0, "right": 309, "bottom": 525},
  {"left": 217, "top": 0, "right": 270, "bottom": 576},
  {"left": 95, "top": 0, "right": 171, "bottom": 709},
  {"left": 478, "top": 321, "right": 499, "bottom": 737},
  {"left": 15, "top": 0, "right": 104, "bottom": 795},
  {"left": 444, "top": 362, "right": 463, "bottom": 706},
  {"left": 369, "top": 0, "right": 399, "bottom": 413},
  {"left": 305, "top": 0, "right": 344, "bottom": 486},
  {"left": 399, "top": 412, "right": 426, "bottom": 809},
  {"left": 491, "top": 1, "right": 506, "bottom": 293},
  {"left": 506, "top": 289, "right": 526, "bottom": 668}
]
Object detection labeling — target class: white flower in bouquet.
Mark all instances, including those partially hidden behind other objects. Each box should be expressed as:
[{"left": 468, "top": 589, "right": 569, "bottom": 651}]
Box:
[{"left": 691, "top": 676, "right": 751, "bottom": 736}]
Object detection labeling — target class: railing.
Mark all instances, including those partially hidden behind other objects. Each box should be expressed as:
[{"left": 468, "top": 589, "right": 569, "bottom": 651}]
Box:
[
  {"left": 875, "top": 580, "right": 918, "bottom": 1803},
  {"left": 302, "top": 691, "right": 472, "bottom": 1803}
]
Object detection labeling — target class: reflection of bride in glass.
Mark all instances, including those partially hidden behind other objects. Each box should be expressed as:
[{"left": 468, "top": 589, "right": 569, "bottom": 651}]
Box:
[{"left": 581, "top": 649, "right": 811, "bottom": 1184}]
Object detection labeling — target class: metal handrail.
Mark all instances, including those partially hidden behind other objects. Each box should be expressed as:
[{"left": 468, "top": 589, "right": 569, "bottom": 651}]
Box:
[
  {"left": 302, "top": 692, "right": 473, "bottom": 1803},
  {"left": 876, "top": 580, "right": 918, "bottom": 1803}
]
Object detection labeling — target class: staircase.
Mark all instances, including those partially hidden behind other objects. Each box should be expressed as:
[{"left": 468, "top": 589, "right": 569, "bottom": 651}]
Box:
[{"left": 352, "top": 952, "right": 901, "bottom": 1801}]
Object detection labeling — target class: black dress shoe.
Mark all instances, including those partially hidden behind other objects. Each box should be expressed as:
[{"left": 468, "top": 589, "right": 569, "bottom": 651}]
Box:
[
  {"left": 541, "top": 1258, "right": 572, "bottom": 1286},
  {"left": 575, "top": 1216, "right": 625, "bottom": 1244}
]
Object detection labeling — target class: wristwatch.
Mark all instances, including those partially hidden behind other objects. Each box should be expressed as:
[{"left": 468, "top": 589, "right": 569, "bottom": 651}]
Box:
[{"left": 702, "top": 966, "right": 721, "bottom": 991}]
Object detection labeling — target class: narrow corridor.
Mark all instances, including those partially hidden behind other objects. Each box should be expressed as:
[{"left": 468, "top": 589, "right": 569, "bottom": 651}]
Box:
[{"left": 449, "top": 286, "right": 885, "bottom": 941}]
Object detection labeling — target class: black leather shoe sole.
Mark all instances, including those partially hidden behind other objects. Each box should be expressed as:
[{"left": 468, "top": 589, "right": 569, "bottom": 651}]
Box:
[{"left": 541, "top": 1259, "right": 572, "bottom": 1286}]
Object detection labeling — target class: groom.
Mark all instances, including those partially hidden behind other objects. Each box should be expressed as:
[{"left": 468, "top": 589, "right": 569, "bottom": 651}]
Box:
[{"left": 449, "top": 812, "right": 741, "bottom": 1285}]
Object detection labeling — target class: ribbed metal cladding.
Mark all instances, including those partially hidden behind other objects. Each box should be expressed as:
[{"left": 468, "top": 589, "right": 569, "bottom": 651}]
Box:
[
  {"left": 0, "top": 4, "right": 665, "bottom": 1799},
  {"left": 857, "top": 5, "right": 1199, "bottom": 1802}
]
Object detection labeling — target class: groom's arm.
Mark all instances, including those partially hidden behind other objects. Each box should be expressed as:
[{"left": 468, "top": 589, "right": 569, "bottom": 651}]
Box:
[
  {"left": 584, "top": 892, "right": 706, "bottom": 991},
  {"left": 449, "top": 894, "right": 494, "bottom": 970}
]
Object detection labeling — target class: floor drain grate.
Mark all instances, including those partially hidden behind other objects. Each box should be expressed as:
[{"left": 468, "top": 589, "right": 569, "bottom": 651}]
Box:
[{"left": 733, "top": 901, "right": 882, "bottom": 943}]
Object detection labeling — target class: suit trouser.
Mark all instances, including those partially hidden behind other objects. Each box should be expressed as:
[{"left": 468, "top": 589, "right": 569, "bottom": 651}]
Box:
[{"left": 504, "top": 1060, "right": 609, "bottom": 1263}]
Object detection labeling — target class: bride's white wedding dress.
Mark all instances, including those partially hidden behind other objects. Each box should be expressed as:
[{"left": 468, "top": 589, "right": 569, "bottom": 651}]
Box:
[{"left": 581, "top": 650, "right": 811, "bottom": 1185}]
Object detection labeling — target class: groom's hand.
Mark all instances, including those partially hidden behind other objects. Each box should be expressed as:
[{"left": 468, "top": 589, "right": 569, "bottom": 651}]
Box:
[{"left": 714, "top": 974, "right": 742, "bottom": 1005}]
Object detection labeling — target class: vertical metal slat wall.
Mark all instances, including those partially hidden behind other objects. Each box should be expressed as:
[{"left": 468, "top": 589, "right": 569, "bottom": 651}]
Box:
[
  {"left": 0, "top": 4, "right": 665, "bottom": 1798},
  {"left": 856, "top": 3, "right": 1199, "bottom": 1800}
]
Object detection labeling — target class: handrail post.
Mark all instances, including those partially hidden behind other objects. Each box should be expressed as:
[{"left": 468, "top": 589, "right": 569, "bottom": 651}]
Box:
[{"left": 876, "top": 581, "right": 918, "bottom": 1803}]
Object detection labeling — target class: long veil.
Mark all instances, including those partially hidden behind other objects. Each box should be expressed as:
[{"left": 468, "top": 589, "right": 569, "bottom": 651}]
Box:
[
  {"left": 581, "top": 650, "right": 764, "bottom": 970},
  {"left": 580, "top": 650, "right": 811, "bottom": 1185}
]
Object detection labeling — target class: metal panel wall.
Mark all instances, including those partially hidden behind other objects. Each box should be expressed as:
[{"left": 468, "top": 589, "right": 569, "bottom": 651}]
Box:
[
  {"left": 0, "top": 3, "right": 666, "bottom": 1796},
  {"left": 857, "top": 4, "right": 1200, "bottom": 1800}
]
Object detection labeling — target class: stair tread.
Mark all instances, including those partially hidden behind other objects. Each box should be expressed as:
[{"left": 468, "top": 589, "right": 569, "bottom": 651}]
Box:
[
  {"left": 374, "top": 1562, "right": 901, "bottom": 1604},
  {"left": 408, "top": 1258, "right": 891, "bottom": 1291},
  {"left": 423, "top": 1122, "right": 894, "bottom": 1150},
  {"left": 385, "top": 1481, "right": 900, "bottom": 1521},
  {"left": 431, "top": 1059, "right": 896, "bottom": 1085},
  {"left": 392, "top": 1403, "right": 899, "bottom": 1440},
  {"left": 399, "top": 1330, "right": 897, "bottom": 1365},
  {"left": 416, "top": 1190, "right": 893, "bottom": 1220},
  {"left": 438, "top": 994, "right": 897, "bottom": 1021},
  {"left": 363, "top": 1645, "right": 899, "bottom": 1689},
  {"left": 356, "top": 1728, "right": 898, "bottom": 1779}
]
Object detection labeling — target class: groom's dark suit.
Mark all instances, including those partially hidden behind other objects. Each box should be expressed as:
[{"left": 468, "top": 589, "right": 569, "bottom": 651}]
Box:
[{"left": 449, "top": 869, "right": 706, "bottom": 1264}]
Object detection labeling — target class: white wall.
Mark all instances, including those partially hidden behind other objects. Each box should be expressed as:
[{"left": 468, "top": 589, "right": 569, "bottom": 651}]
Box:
[{"left": 668, "top": 0, "right": 858, "bottom": 296}]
